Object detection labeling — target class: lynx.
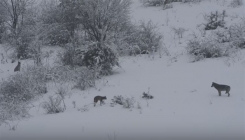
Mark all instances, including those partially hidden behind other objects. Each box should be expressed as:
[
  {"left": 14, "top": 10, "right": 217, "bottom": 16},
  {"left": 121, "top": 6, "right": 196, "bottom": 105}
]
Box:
[
  {"left": 211, "top": 82, "right": 230, "bottom": 97},
  {"left": 94, "top": 96, "right": 107, "bottom": 107}
]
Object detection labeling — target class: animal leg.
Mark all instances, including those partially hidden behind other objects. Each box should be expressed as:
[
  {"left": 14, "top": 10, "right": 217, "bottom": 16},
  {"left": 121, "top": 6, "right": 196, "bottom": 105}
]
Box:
[
  {"left": 227, "top": 92, "right": 230, "bottom": 97},
  {"left": 100, "top": 100, "right": 105, "bottom": 106},
  {"left": 218, "top": 90, "right": 221, "bottom": 96}
]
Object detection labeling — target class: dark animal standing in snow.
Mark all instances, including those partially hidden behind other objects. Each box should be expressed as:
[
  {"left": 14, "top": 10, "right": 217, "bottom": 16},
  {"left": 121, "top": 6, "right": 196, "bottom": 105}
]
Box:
[
  {"left": 14, "top": 61, "right": 21, "bottom": 72},
  {"left": 211, "top": 82, "right": 230, "bottom": 97},
  {"left": 94, "top": 96, "right": 107, "bottom": 107}
]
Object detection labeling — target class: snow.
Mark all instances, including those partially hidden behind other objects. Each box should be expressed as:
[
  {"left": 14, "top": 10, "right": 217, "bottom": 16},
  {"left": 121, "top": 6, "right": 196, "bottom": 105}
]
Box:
[{"left": 0, "top": 0, "right": 245, "bottom": 140}]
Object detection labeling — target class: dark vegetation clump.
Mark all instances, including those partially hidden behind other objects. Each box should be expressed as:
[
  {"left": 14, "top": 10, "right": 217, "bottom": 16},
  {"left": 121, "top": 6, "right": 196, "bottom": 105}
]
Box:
[
  {"left": 142, "top": 92, "right": 154, "bottom": 99},
  {"left": 82, "top": 46, "right": 119, "bottom": 75},
  {"left": 204, "top": 10, "right": 226, "bottom": 30}
]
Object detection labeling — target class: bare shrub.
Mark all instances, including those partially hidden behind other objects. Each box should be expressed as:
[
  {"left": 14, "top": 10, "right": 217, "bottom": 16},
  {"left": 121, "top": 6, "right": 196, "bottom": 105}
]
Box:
[
  {"left": 55, "top": 85, "right": 69, "bottom": 110},
  {"left": 137, "top": 102, "right": 142, "bottom": 109},
  {"left": 229, "top": 0, "right": 243, "bottom": 7},
  {"left": 203, "top": 10, "right": 226, "bottom": 30},
  {"left": 46, "top": 65, "right": 97, "bottom": 91},
  {"left": 111, "top": 95, "right": 136, "bottom": 109},
  {"left": 142, "top": 92, "right": 154, "bottom": 99},
  {"left": 183, "top": 0, "right": 202, "bottom": 3},
  {"left": 129, "top": 21, "right": 162, "bottom": 55},
  {"left": 0, "top": 64, "right": 48, "bottom": 124},
  {"left": 111, "top": 95, "right": 124, "bottom": 105},
  {"left": 0, "top": 66, "right": 47, "bottom": 105},
  {"left": 0, "top": 102, "right": 31, "bottom": 126},
  {"left": 57, "top": 43, "right": 77, "bottom": 67},
  {"left": 78, "top": 104, "right": 90, "bottom": 112},
  {"left": 72, "top": 67, "right": 98, "bottom": 90},
  {"left": 228, "top": 24, "right": 245, "bottom": 49},
  {"left": 42, "top": 96, "right": 64, "bottom": 114},
  {"left": 46, "top": 26, "right": 71, "bottom": 46},
  {"left": 211, "top": 23, "right": 245, "bottom": 49},
  {"left": 163, "top": 3, "right": 173, "bottom": 10},
  {"left": 186, "top": 38, "right": 226, "bottom": 62},
  {"left": 140, "top": 0, "right": 165, "bottom": 6},
  {"left": 123, "top": 97, "right": 135, "bottom": 109}
]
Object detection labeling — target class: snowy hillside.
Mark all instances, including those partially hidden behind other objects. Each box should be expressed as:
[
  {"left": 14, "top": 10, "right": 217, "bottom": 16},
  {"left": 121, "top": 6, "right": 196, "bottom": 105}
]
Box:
[{"left": 0, "top": 0, "right": 245, "bottom": 140}]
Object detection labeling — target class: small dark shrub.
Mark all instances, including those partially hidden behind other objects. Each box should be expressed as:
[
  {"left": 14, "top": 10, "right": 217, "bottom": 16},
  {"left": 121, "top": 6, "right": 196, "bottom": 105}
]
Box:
[{"left": 142, "top": 92, "right": 154, "bottom": 99}]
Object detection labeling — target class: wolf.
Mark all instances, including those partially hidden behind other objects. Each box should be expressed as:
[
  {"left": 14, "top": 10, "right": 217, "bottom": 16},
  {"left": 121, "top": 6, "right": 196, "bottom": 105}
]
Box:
[
  {"left": 94, "top": 96, "right": 107, "bottom": 107},
  {"left": 211, "top": 82, "right": 230, "bottom": 97},
  {"left": 14, "top": 61, "right": 21, "bottom": 72}
]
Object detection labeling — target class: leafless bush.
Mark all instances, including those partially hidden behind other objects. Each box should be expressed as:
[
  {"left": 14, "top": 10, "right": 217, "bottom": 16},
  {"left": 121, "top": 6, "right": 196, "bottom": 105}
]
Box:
[
  {"left": 78, "top": 104, "right": 90, "bottom": 112},
  {"left": 183, "top": 0, "right": 202, "bottom": 3},
  {"left": 0, "top": 66, "right": 47, "bottom": 104},
  {"left": 186, "top": 37, "right": 227, "bottom": 62},
  {"left": 140, "top": 0, "right": 165, "bottom": 6},
  {"left": 203, "top": 10, "right": 226, "bottom": 30},
  {"left": 163, "top": 3, "right": 173, "bottom": 10},
  {"left": 111, "top": 95, "right": 136, "bottom": 109},
  {"left": 111, "top": 95, "right": 124, "bottom": 106},
  {"left": 229, "top": 0, "right": 243, "bottom": 7},
  {"left": 211, "top": 23, "right": 245, "bottom": 48},
  {"left": 223, "top": 46, "right": 243, "bottom": 66},
  {"left": 57, "top": 43, "right": 77, "bottom": 67},
  {"left": 129, "top": 21, "right": 162, "bottom": 55},
  {"left": 55, "top": 85, "right": 69, "bottom": 110},
  {"left": 0, "top": 102, "right": 31, "bottom": 126},
  {"left": 142, "top": 92, "right": 154, "bottom": 99},
  {"left": 42, "top": 95, "right": 64, "bottom": 114},
  {"left": 228, "top": 24, "right": 245, "bottom": 49},
  {"left": 0, "top": 64, "right": 49, "bottom": 124},
  {"left": 73, "top": 67, "right": 98, "bottom": 90},
  {"left": 137, "top": 102, "right": 142, "bottom": 109},
  {"left": 123, "top": 96, "right": 135, "bottom": 109},
  {"left": 45, "top": 65, "right": 97, "bottom": 90}
]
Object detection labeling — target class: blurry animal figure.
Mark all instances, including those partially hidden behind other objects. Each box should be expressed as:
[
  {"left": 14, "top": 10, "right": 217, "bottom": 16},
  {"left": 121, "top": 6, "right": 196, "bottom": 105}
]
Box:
[
  {"left": 14, "top": 61, "right": 21, "bottom": 72},
  {"left": 211, "top": 82, "right": 230, "bottom": 97},
  {"left": 94, "top": 96, "right": 107, "bottom": 107}
]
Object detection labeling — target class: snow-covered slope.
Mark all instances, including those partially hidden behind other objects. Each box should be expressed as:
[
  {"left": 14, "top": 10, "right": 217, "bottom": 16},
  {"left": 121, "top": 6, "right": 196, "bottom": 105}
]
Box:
[{"left": 0, "top": 1, "right": 245, "bottom": 140}]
